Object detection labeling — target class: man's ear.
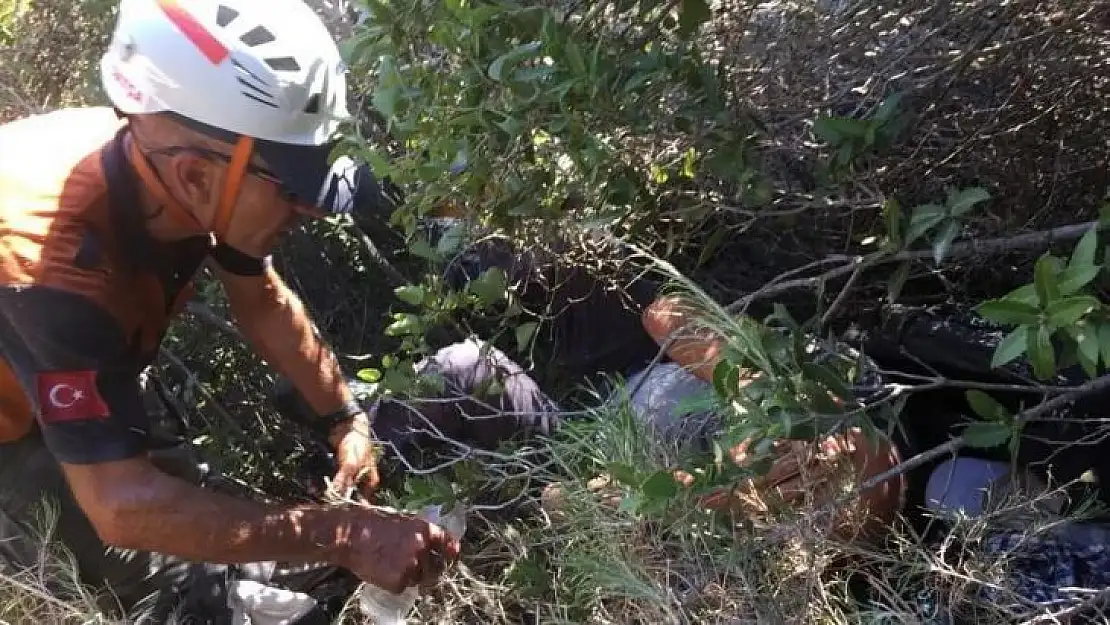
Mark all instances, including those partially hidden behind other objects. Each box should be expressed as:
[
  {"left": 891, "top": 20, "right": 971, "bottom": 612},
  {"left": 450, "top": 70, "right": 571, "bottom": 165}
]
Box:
[{"left": 165, "top": 152, "right": 221, "bottom": 216}]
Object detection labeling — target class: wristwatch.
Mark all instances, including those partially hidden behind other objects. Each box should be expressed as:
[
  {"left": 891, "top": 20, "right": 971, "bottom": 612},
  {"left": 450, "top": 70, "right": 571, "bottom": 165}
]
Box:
[{"left": 312, "top": 398, "right": 364, "bottom": 440}]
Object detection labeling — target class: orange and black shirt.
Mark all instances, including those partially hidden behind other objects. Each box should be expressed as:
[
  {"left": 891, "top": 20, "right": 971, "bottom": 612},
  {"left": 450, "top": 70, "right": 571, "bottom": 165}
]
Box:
[{"left": 0, "top": 107, "right": 260, "bottom": 464}]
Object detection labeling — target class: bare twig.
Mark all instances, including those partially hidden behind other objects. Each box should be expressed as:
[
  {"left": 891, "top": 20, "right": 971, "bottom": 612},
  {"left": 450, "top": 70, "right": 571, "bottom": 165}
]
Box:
[
  {"left": 185, "top": 301, "right": 243, "bottom": 341},
  {"left": 729, "top": 220, "right": 1106, "bottom": 312},
  {"left": 859, "top": 372, "right": 1110, "bottom": 493}
]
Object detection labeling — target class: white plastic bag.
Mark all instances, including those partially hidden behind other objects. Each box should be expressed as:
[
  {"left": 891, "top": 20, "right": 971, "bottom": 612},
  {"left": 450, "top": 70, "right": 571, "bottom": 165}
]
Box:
[
  {"left": 357, "top": 503, "right": 467, "bottom": 625},
  {"left": 228, "top": 579, "right": 317, "bottom": 625}
]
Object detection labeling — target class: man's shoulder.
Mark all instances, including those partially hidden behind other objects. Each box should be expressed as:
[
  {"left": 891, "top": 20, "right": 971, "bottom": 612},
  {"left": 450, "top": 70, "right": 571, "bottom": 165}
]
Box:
[
  {"left": 0, "top": 106, "right": 122, "bottom": 202},
  {"left": 0, "top": 107, "right": 122, "bottom": 285}
]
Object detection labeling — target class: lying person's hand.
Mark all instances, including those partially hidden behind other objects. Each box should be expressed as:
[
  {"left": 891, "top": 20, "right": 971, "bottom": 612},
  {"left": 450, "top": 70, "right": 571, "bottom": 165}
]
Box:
[
  {"left": 543, "top": 428, "right": 905, "bottom": 541},
  {"left": 329, "top": 412, "right": 381, "bottom": 500},
  {"left": 703, "top": 428, "right": 906, "bottom": 538},
  {"left": 341, "top": 506, "right": 462, "bottom": 594}
]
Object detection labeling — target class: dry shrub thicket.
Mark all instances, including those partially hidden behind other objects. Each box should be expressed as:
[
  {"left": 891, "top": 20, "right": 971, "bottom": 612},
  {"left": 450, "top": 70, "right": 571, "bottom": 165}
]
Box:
[{"left": 1, "top": 1, "right": 1110, "bottom": 624}]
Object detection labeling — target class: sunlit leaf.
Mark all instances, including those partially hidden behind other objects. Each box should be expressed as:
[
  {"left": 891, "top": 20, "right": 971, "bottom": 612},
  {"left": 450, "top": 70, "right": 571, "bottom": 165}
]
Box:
[
  {"left": 964, "top": 390, "right": 1009, "bottom": 421},
  {"left": 1069, "top": 227, "right": 1100, "bottom": 271},
  {"left": 991, "top": 327, "right": 1028, "bottom": 369},
  {"left": 932, "top": 219, "right": 961, "bottom": 264},
  {"left": 963, "top": 421, "right": 1013, "bottom": 449},
  {"left": 976, "top": 298, "right": 1040, "bottom": 326},
  {"left": 394, "top": 285, "right": 426, "bottom": 306},
  {"left": 946, "top": 186, "right": 990, "bottom": 216},
  {"left": 1045, "top": 296, "right": 1100, "bottom": 329},
  {"left": 1028, "top": 324, "right": 1057, "bottom": 380},
  {"left": 1034, "top": 254, "right": 1062, "bottom": 305}
]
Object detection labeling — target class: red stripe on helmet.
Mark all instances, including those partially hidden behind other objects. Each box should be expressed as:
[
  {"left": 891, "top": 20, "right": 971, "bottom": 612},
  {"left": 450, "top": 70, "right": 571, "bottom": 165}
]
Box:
[{"left": 157, "top": 0, "right": 229, "bottom": 65}]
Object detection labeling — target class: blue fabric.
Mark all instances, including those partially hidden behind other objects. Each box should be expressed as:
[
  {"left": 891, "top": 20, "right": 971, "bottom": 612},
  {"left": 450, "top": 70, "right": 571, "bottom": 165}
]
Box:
[{"left": 980, "top": 530, "right": 1110, "bottom": 608}]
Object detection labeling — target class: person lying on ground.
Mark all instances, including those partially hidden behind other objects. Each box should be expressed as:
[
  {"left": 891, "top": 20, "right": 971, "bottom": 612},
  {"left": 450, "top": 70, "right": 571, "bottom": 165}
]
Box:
[
  {"left": 273, "top": 337, "right": 560, "bottom": 487},
  {"left": 540, "top": 294, "right": 909, "bottom": 540},
  {"left": 0, "top": 1, "right": 457, "bottom": 622},
  {"left": 438, "top": 238, "right": 909, "bottom": 536}
]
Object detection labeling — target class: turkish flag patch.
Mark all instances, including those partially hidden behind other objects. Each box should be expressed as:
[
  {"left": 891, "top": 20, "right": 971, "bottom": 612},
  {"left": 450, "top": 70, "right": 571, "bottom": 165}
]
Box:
[{"left": 35, "top": 371, "right": 110, "bottom": 424}]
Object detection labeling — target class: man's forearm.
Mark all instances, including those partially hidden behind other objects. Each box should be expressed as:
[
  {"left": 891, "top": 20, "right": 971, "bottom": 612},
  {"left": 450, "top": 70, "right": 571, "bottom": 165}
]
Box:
[
  {"left": 82, "top": 462, "right": 353, "bottom": 567},
  {"left": 235, "top": 278, "right": 353, "bottom": 415}
]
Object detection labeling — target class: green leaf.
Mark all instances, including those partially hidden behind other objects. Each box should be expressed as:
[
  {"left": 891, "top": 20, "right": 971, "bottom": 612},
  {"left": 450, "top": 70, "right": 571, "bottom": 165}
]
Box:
[
  {"left": 1058, "top": 264, "right": 1102, "bottom": 296},
  {"left": 606, "top": 463, "right": 639, "bottom": 486},
  {"left": 357, "top": 368, "right": 382, "bottom": 383},
  {"left": 394, "top": 285, "right": 426, "bottom": 306},
  {"left": 932, "top": 220, "right": 961, "bottom": 265},
  {"left": 887, "top": 261, "right": 911, "bottom": 303},
  {"left": 1034, "top": 254, "right": 1062, "bottom": 306},
  {"left": 991, "top": 327, "right": 1028, "bottom": 369},
  {"left": 946, "top": 187, "right": 991, "bottom": 216},
  {"left": 1006, "top": 283, "right": 1040, "bottom": 306},
  {"left": 409, "top": 238, "right": 440, "bottom": 262},
  {"left": 1045, "top": 296, "right": 1100, "bottom": 329},
  {"left": 467, "top": 267, "right": 509, "bottom": 307},
  {"left": 1069, "top": 227, "right": 1099, "bottom": 271},
  {"left": 1028, "top": 324, "right": 1057, "bottom": 380},
  {"left": 618, "top": 494, "right": 641, "bottom": 514},
  {"left": 976, "top": 298, "right": 1041, "bottom": 326},
  {"left": 906, "top": 204, "right": 946, "bottom": 244},
  {"left": 515, "top": 321, "right": 539, "bottom": 351},
  {"left": 801, "top": 363, "right": 852, "bottom": 405},
  {"left": 640, "top": 470, "right": 680, "bottom": 501},
  {"left": 385, "top": 313, "right": 423, "bottom": 337},
  {"left": 813, "top": 116, "right": 867, "bottom": 144},
  {"left": 964, "top": 390, "right": 1009, "bottom": 421},
  {"left": 488, "top": 41, "right": 542, "bottom": 82},
  {"left": 677, "top": 0, "right": 711, "bottom": 38},
  {"left": 962, "top": 421, "right": 1013, "bottom": 449},
  {"left": 1099, "top": 324, "right": 1110, "bottom": 369},
  {"left": 872, "top": 93, "right": 904, "bottom": 123},
  {"left": 1073, "top": 324, "right": 1100, "bottom": 378},
  {"left": 882, "top": 198, "right": 903, "bottom": 248},
  {"left": 712, "top": 359, "right": 741, "bottom": 400}
]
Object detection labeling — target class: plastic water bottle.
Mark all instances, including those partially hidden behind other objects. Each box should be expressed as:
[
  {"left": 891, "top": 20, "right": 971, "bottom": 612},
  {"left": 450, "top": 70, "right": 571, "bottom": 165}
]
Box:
[{"left": 358, "top": 503, "right": 467, "bottom": 625}]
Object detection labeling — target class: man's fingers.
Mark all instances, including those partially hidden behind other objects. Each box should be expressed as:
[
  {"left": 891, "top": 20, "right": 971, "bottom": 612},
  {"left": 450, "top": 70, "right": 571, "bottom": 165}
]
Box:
[
  {"left": 356, "top": 467, "right": 380, "bottom": 501},
  {"left": 330, "top": 466, "right": 353, "bottom": 498}
]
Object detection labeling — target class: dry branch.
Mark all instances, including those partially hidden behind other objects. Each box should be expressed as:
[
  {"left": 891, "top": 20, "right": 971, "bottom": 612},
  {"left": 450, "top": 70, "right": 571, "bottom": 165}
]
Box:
[{"left": 728, "top": 220, "right": 1106, "bottom": 313}]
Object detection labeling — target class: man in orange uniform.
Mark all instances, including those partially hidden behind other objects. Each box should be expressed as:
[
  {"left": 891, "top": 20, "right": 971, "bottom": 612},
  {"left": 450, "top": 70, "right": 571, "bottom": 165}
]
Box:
[{"left": 0, "top": 0, "right": 457, "bottom": 622}]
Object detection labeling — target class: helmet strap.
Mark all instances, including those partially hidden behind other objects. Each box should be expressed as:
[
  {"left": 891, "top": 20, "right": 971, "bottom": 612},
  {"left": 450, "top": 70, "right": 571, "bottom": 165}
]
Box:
[{"left": 213, "top": 136, "right": 254, "bottom": 238}]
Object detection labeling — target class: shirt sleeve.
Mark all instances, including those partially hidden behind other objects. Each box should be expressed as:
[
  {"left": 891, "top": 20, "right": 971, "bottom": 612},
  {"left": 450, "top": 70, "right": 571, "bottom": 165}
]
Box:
[{"left": 0, "top": 285, "right": 148, "bottom": 464}]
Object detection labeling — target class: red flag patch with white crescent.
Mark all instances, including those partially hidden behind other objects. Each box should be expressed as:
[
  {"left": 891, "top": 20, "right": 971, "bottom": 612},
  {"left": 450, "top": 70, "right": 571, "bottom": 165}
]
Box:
[{"left": 35, "top": 371, "right": 110, "bottom": 424}]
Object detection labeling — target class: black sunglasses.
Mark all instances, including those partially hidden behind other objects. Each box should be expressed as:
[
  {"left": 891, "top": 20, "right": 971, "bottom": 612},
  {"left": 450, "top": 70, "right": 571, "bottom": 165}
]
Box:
[{"left": 145, "top": 145, "right": 300, "bottom": 202}]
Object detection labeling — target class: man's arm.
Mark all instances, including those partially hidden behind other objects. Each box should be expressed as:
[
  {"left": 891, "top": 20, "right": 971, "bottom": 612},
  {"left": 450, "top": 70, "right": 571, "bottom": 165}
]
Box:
[
  {"left": 215, "top": 263, "right": 355, "bottom": 420},
  {"left": 0, "top": 285, "right": 450, "bottom": 591},
  {"left": 63, "top": 457, "right": 351, "bottom": 564},
  {"left": 0, "top": 286, "right": 350, "bottom": 565},
  {"left": 215, "top": 262, "right": 378, "bottom": 496}
]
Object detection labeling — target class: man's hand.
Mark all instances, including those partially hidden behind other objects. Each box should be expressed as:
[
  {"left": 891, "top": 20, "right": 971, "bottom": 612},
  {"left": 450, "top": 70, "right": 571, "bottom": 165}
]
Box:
[
  {"left": 328, "top": 412, "right": 381, "bottom": 500},
  {"left": 341, "top": 506, "right": 462, "bottom": 594}
]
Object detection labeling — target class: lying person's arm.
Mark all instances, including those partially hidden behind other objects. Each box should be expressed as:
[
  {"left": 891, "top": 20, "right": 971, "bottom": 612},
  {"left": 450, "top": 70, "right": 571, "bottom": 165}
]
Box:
[
  {"left": 639, "top": 294, "right": 906, "bottom": 537},
  {"left": 1, "top": 286, "right": 453, "bottom": 592},
  {"left": 641, "top": 295, "right": 732, "bottom": 384}
]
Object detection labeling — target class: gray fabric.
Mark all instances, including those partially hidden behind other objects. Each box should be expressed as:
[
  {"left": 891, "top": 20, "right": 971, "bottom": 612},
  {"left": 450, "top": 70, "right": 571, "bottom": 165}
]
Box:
[
  {"left": 374, "top": 338, "right": 559, "bottom": 457},
  {"left": 619, "top": 363, "right": 719, "bottom": 454},
  {"left": 925, "top": 457, "right": 1015, "bottom": 519}
]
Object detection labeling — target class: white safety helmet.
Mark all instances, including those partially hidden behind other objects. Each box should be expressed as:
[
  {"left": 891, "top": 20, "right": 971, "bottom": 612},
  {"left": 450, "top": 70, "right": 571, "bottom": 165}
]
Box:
[{"left": 100, "top": 0, "right": 379, "bottom": 221}]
